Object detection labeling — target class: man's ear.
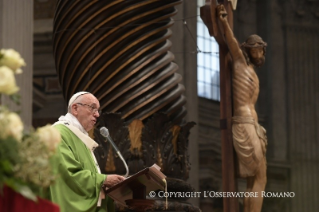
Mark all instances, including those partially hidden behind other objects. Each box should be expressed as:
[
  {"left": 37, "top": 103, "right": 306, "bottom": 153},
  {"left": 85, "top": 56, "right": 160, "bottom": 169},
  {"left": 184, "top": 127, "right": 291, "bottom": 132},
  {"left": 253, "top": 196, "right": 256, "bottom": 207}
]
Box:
[{"left": 71, "top": 104, "right": 78, "bottom": 115}]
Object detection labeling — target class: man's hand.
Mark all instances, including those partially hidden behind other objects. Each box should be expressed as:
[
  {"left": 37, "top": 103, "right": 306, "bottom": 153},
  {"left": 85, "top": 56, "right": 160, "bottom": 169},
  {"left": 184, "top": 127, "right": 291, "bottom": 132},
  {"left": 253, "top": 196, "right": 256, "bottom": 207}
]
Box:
[
  {"left": 103, "top": 174, "right": 125, "bottom": 187},
  {"left": 216, "top": 4, "right": 228, "bottom": 22}
]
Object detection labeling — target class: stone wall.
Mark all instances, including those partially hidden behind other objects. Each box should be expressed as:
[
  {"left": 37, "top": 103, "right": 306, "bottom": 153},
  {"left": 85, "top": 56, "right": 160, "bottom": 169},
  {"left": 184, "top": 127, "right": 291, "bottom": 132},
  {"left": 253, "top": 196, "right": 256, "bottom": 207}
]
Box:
[{"left": 0, "top": 0, "right": 33, "bottom": 128}]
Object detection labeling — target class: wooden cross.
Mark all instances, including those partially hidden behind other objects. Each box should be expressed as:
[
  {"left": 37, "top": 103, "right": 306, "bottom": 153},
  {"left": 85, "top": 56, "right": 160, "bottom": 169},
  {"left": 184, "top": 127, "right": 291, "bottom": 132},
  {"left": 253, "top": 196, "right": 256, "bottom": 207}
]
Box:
[{"left": 200, "top": 1, "right": 239, "bottom": 212}]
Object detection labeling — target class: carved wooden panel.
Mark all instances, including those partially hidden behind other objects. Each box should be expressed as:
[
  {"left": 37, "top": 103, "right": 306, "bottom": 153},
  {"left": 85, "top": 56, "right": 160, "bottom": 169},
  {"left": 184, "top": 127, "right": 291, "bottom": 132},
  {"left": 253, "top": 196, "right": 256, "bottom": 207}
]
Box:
[{"left": 93, "top": 112, "right": 195, "bottom": 180}]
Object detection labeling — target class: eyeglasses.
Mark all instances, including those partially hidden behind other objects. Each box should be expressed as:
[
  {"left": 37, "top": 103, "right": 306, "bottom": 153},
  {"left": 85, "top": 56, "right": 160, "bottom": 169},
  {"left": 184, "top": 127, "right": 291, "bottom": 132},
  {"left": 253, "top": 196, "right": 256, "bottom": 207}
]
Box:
[{"left": 76, "top": 103, "right": 102, "bottom": 115}]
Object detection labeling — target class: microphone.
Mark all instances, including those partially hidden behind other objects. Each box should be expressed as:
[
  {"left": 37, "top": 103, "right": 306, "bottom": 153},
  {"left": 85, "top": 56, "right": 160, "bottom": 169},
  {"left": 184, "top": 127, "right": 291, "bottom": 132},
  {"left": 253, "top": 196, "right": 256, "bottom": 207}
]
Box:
[{"left": 100, "top": 127, "right": 129, "bottom": 178}]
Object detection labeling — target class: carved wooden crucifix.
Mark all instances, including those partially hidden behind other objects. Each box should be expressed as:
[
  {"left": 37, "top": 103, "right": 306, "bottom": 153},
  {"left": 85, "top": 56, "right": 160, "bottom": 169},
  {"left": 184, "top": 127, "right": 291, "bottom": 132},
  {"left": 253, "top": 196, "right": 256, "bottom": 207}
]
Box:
[{"left": 200, "top": 1, "right": 239, "bottom": 212}]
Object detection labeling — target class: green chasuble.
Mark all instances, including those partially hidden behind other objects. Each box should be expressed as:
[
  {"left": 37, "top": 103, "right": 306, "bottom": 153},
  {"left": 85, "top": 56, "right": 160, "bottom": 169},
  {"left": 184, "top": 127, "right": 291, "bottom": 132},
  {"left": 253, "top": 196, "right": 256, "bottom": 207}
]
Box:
[{"left": 49, "top": 124, "right": 115, "bottom": 212}]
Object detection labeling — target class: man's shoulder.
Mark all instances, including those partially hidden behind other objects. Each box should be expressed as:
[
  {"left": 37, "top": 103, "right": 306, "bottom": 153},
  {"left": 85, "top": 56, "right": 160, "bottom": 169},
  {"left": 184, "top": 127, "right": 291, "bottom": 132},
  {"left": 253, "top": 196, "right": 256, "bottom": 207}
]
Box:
[
  {"left": 54, "top": 124, "right": 76, "bottom": 138},
  {"left": 54, "top": 124, "right": 81, "bottom": 148},
  {"left": 54, "top": 123, "right": 69, "bottom": 132}
]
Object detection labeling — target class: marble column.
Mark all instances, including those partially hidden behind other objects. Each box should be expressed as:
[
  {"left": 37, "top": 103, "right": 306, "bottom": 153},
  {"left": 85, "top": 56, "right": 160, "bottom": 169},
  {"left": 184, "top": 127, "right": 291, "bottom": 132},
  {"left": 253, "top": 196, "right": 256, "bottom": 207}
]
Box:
[{"left": 0, "top": 0, "right": 33, "bottom": 128}]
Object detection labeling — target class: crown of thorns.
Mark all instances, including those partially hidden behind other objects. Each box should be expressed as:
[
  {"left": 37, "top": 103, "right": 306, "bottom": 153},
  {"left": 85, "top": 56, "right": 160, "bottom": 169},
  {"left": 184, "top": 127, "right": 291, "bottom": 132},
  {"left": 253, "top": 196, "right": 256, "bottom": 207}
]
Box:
[{"left": 241, "top": 34, "right": 267, "bottom": 48}]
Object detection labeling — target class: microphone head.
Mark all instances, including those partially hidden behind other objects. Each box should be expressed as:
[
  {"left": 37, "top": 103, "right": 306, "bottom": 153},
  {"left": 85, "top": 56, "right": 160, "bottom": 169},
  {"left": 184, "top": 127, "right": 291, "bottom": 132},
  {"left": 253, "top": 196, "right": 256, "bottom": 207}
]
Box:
[{"left": 100, "top": 127, "right": 109, "bottom": 138}]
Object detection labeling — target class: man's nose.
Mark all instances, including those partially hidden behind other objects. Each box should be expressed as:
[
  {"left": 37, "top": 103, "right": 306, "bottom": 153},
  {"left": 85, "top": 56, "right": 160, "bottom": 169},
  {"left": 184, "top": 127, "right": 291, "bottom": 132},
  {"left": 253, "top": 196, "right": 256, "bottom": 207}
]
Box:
[{"left": 94, "top": 111, "right": 100, "bottom": 117}]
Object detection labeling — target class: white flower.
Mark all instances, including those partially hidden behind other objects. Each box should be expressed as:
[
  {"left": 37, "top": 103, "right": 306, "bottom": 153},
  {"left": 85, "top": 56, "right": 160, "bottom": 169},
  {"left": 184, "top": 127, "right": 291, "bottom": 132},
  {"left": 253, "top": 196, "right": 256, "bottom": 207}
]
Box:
[
  {"left": 36, "top": 125, "right": 61, "bottom": 152},
  {"left": 0, "top": 49, "right": 26, "bottom": 74},
  {"left": 0, "top": 112, "right": 24, "bottom": 141},
  {"left": 0, "top": 66, "right": 19, "bottom": 95}
]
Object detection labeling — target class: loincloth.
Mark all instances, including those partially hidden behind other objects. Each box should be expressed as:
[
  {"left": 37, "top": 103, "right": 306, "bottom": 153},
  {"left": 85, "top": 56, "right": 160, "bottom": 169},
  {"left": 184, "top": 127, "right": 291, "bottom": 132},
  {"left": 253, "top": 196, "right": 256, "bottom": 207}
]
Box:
[{"left": 232, "top": 116, "right": 267, "bottom": 178}]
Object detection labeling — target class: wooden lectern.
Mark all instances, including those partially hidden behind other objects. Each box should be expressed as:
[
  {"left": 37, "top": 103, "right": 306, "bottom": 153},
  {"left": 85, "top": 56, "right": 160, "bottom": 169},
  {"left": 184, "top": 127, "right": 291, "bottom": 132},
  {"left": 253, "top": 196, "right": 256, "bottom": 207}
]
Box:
[{"left": 105, "top": 164, "right": 166, "bottom": 212}]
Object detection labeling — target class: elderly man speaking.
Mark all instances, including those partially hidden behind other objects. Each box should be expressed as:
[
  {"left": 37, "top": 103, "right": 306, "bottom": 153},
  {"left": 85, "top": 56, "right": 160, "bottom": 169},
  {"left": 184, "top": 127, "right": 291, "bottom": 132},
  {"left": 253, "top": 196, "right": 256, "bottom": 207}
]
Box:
[{"left": 49, "top": 91, "right": 125, "bottom": 212}]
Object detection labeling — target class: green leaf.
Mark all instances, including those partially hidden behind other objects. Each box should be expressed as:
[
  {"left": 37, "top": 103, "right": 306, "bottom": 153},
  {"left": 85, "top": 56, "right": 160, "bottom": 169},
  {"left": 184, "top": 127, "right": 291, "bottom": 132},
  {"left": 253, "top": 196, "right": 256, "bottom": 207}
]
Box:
[
  {"left": 0, "top": 160, "right": 13, "bottom": 173},
  {"left": 9, "top": 93, "right": 21, "bottom": 105}
]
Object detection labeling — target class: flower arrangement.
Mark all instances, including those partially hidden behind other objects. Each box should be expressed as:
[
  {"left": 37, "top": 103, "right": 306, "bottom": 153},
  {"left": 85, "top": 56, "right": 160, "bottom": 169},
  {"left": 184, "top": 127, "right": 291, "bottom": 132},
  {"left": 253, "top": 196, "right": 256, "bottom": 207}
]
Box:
[{"left": 0, "top": 49, "right": 61, "bottom": 201}]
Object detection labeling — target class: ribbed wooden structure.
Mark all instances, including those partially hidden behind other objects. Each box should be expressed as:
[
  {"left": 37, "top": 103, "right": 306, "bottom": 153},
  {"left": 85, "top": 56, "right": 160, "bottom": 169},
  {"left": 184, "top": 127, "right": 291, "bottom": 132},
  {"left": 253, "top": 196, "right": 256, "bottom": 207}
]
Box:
[{"left": 53, "top": 0, "right": 185, "bottom": 124}]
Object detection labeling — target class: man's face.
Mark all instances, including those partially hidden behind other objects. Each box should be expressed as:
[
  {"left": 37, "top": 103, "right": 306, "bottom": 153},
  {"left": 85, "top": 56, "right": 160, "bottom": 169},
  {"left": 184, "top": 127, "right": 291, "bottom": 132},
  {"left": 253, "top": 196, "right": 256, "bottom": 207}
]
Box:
[
  {"left": 249, "top": 47, "right": 265, "bottom": 67},
  {"left": 72, "top": 94, "right": 100, "bottom": 132}
]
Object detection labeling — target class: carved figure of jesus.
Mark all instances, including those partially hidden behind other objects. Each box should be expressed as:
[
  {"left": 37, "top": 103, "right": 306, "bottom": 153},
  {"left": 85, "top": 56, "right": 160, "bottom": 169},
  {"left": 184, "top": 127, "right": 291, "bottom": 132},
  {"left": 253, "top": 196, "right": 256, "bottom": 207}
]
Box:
[{"left": 216, "top": 4, "right": 268, "bottom": 212}]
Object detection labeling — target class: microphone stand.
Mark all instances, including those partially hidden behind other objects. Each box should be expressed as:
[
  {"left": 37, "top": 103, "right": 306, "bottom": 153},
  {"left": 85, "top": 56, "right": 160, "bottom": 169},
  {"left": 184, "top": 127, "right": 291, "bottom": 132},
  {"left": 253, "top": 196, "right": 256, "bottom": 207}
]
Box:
[
  {"left": 115, "top": 151, "right": 129, "bottom": 178},
  {"left": 100, "top": 127, "right": 129, "bottom": 178}
]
